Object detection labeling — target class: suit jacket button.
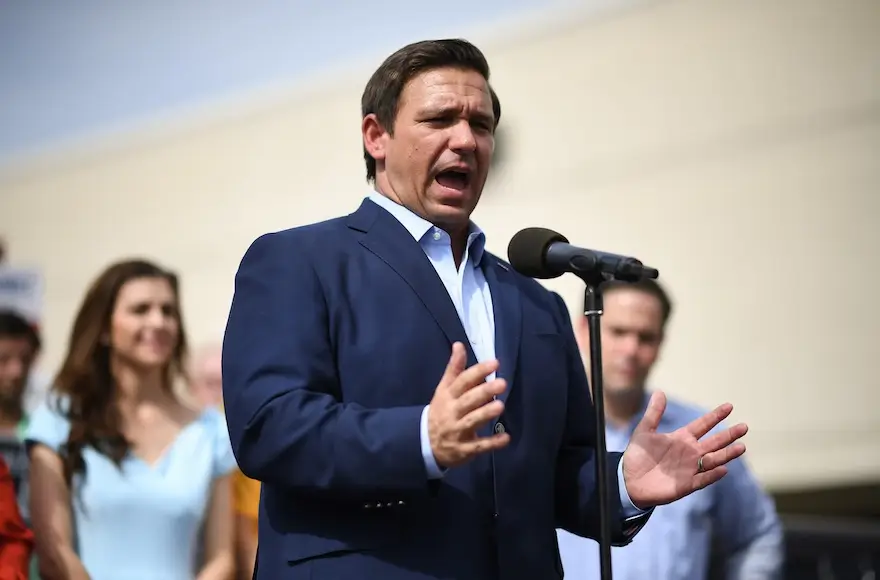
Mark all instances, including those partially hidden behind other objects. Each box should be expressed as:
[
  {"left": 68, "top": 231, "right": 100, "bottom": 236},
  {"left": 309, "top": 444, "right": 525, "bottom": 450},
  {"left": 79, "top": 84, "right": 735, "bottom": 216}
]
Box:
[{"left": 494, "top": 422, "right": 506, "bottom": 435}]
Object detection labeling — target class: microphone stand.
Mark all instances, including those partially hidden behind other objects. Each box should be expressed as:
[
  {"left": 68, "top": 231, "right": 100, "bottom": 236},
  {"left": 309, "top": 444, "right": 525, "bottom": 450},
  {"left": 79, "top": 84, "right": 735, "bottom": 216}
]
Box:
[{"left": 581, "top": 271, "right": 614, "bottom": 580}]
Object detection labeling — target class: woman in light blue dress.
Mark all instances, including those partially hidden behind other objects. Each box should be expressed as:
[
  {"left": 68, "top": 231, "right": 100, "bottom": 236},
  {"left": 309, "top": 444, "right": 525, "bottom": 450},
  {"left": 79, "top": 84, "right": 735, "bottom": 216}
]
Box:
[{"left": 25, "top": 260, "right": 236, "bottom": 580}]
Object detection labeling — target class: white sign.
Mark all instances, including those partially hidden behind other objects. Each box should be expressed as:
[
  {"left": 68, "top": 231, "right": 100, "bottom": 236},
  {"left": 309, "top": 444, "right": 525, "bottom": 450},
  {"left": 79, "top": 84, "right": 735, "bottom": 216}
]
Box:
[{"left": 0, "top": 266, "right": 44, "bottom": 325}]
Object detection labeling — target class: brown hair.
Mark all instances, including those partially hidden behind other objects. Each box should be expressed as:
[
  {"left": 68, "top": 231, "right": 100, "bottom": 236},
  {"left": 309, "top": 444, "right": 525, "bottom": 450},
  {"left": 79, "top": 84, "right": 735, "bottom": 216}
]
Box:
[
  {"left": 0, "top": 309, "right": 41, "bottom": 352},
  {"left": 600, "top": 278, "right": 674, "bottom": 327},
  {"left": 361, "top": 38, "right": 502, "bottom": 183},
  {"left": 52, "top": 259, "right": 188, "bottom": 485}
]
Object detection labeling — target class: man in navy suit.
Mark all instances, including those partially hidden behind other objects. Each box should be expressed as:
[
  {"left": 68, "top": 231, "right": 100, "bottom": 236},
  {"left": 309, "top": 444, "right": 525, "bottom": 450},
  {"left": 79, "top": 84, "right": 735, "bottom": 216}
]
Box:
[{"left": 222, "top": 38, "right": 749, "bottom": 580}]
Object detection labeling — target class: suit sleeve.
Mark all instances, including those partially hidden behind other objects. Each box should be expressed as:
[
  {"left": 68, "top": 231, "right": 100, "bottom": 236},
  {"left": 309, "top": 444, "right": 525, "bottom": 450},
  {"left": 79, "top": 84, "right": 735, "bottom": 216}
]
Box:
[
  {"left": 549, "top": 292, "right": 651, "bottom": 546},
  {"left": 222, "top": 232, "right": 428, "bottom": 497}
]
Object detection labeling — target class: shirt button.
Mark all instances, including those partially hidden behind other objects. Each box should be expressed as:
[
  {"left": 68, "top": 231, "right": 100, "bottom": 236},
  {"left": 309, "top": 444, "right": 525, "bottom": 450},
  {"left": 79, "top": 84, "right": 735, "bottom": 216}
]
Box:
[
  {"left": 432, "top": 230, "right": 442, "bottom": 241},
  {"left": 494, "top": 422, "right": 506, "bottom": 435}
]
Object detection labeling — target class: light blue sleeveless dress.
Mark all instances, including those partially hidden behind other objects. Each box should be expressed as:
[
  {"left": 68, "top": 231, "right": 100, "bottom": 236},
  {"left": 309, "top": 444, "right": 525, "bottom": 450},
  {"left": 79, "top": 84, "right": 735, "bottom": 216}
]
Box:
[{"left": 25, "top": 397, "right": 237, "bottom": 580}]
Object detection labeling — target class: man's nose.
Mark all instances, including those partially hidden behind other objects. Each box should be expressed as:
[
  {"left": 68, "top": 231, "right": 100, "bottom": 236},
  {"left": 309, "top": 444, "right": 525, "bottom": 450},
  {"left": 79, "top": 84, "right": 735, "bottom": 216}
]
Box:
[
  {"left": 4, "top": 359, "right": 25, "bottom": 381},
  {"left": 616, "top": 335, "right": 641, "bottom": 357},
  {"left": 448, "top": 120, "right": 477, "bottom": 152}
]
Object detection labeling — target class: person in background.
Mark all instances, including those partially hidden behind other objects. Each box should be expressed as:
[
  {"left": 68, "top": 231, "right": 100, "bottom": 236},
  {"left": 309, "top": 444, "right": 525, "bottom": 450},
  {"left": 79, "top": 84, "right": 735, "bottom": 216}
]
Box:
[
  {"left": 190, "top": 342, "right": 260, "bottom": 580},
  {"left": 557, "top": 278, "right": 784, "bottom": 579},
  {"left": 189, "top": 343, "right": 224, "bottom": 410},
  {"left": 231, "top": 471, "right": 259, "bottom": 580},
  {"left": 0, "top": 310, "right": 39, "bottom": 512},
  {"left": 0, "top": 454, "right": 32, "bottom": 580},
  {"left": 25, "top": 259, "right": 236, "bottom": 580},
  {"left": 0, "top": 310, "right": 41, "bottom": 580}
]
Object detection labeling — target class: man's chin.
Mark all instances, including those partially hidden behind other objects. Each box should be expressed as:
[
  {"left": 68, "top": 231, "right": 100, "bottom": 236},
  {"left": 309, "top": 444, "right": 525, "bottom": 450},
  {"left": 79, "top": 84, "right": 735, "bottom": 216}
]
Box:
[
  {"left": 428, "top": 204, "right": 474, "bottom": 231},
  {"left": 605, "top": 384, "right": 644, "bottom": 399},
  {"left": 0, "top": 390, "right": 22, "bottom": 406}
]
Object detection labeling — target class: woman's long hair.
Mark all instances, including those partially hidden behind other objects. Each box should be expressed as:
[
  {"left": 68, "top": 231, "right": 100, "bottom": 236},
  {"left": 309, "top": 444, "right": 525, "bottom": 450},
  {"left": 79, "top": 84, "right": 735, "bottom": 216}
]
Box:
[{"left": 53, "top": 259, "right": 189, "bottom": 486}]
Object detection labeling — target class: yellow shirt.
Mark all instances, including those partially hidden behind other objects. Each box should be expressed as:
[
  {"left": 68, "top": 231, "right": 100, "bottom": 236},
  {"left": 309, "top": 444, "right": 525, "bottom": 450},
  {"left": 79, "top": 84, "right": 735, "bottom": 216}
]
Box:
[{"left": 232, "top": 470, "right": 261, "bottom": 534}]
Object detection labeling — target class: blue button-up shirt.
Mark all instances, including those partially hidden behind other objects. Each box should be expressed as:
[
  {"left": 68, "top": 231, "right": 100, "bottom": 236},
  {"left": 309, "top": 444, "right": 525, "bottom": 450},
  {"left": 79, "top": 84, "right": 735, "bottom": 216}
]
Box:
[
  {"left": 556, "top": 393, "right": 784, "bottom": 580},
  {"left": 366, "top": 191, "right": 643, "bottom": 517}
]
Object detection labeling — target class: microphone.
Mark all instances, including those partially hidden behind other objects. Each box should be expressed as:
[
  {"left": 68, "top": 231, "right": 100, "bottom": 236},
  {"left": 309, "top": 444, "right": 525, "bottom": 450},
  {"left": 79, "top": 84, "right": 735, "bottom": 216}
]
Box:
[
  {"left": 508, "top": 226, "right": 659, "bottom": 580},
  {"left": 507, "top": 227, "right": 658, "bottom": 282}
]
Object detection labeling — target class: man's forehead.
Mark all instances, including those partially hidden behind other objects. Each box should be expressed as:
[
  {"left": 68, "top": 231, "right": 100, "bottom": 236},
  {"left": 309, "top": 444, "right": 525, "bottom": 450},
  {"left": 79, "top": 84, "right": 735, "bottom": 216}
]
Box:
[
  {"left": 0, "top": 336, "right": 34, "bottom": 353},
  {"left": 606, "top": 288, "right": 662, "bottom": 310},
  {"left": 403, "top": 68, "right": 491, "bottom": 106},
  {"left": 604, "top": 291, "right": 663, "bottom": 323}
]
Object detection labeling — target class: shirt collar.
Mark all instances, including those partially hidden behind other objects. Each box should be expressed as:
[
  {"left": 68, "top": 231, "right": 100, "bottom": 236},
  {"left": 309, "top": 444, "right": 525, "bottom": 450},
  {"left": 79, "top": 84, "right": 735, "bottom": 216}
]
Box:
[{"left": 367, "top": 190, "right": 486, "bottom": 264}]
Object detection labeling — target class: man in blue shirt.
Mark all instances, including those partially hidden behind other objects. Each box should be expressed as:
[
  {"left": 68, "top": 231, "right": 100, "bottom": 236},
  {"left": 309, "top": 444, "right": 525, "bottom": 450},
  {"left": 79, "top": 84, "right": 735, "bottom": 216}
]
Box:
[{"left": 557, "top": 279, "right": 784, "bottom": 579}]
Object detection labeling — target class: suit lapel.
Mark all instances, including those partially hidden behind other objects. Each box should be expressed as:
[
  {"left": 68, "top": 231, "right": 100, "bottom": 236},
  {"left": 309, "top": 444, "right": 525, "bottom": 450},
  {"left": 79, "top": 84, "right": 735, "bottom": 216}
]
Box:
[
  {"left": 348, "top": 200, "right": 478, "bottom": 367},
  {"left": 482, "top": 256, "right": 521, "bottom": 405}
]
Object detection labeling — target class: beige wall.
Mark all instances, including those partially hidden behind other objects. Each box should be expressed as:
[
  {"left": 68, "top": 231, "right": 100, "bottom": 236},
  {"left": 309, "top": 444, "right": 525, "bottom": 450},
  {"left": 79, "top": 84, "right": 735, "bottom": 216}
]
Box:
[{"left": 1, "top": 0, "right": 878, "bottom": 491}]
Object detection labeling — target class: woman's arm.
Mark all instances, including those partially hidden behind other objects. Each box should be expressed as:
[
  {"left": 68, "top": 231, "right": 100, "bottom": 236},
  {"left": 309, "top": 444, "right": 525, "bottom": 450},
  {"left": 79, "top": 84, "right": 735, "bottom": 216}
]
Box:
[
  {"left": 196, "top": 474, "right": 235, "bottom": 580},
  {"left": 28, "top": 444, "right": 90, "bottom": 580},
  {"left": 231, "top": 471, "right": 260, "bottom": 580},
  {"left": 0, "top": 456, "right": 33, "bottom": 580},
  {"left": 234, "top": 513, "right": 257, "bottom": 580}
]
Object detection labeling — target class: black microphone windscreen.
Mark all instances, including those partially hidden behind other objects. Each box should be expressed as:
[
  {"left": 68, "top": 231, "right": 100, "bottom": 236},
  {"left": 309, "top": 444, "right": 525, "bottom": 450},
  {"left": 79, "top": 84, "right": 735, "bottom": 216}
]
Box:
[{"left": 507, "top": 227, "right": 569, "bottom": 279}]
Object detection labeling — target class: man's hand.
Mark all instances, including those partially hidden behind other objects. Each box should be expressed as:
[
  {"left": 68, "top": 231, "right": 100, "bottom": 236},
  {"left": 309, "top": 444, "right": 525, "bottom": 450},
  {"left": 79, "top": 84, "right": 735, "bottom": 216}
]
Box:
[
  {"left": 622, "top": 391, "right": 749, "bottom": 510},
  {"left": 427, "top": 342, "right": 510, "bottom": 468}
]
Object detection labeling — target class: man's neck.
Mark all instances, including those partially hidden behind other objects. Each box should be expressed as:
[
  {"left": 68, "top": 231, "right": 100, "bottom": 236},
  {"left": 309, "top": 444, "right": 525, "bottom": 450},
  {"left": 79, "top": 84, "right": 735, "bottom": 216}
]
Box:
[
  {"left": 604, "top": 388, "right": 646, "bottom": 429},
  {"left": 0, "top": 402, "right": 23, "bottom": 431},
  {"left": 449, "top": 231, "right": 468, "bottom": 268},
  {"left": 371, "top": 184, "right": 470, "bottom": 267}
]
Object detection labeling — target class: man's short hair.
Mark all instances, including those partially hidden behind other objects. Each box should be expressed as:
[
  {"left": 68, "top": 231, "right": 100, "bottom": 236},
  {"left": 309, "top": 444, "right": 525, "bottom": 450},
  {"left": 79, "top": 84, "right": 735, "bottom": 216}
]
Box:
[
  {"left": 361, "top": 38, "right": 502, "bottom": 183},
  {"left": 599, "top": 278, "right": 674, "bottom": 327},
  {"left": 0, "top": 309, "right": 41, "bottom": 352}
]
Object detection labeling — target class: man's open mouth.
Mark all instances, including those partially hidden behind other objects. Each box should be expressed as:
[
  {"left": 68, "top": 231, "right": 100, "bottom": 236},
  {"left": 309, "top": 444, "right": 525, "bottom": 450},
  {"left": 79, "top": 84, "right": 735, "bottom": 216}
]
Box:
[{"left": 435, "top": 168, "right": 471, "bottom": 190}]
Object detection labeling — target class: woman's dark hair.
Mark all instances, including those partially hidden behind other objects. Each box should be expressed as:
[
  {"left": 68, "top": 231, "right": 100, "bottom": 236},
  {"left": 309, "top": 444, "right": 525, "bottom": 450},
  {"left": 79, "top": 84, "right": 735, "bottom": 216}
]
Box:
[{"left": 53, "top": 259, "right": 188, "bottom": 485}]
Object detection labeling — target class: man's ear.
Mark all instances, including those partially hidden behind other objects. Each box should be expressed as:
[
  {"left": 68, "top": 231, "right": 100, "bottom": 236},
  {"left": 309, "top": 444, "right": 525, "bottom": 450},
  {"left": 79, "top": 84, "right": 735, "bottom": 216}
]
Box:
[{"left": 362, "top": 114, "right": 389, "bottom": 164}]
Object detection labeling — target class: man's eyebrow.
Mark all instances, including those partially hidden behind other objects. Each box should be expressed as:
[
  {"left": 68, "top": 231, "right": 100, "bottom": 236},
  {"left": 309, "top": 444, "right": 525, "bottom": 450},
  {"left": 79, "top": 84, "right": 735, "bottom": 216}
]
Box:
[
  {"left": 418, "top": 105, "right": 494, "bottom": 125},
  {"left": 471, "top": 111, "right": 495, "bottom": 125},
  {"left": 417, "top": 104, "right": 460, "bottom": 117}
]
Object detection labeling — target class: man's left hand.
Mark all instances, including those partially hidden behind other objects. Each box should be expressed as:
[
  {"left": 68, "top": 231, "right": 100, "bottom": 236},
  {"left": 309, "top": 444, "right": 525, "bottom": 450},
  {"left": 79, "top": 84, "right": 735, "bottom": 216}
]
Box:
[{"left": 621, "top": 391, "right": 748, "bottom": 510}]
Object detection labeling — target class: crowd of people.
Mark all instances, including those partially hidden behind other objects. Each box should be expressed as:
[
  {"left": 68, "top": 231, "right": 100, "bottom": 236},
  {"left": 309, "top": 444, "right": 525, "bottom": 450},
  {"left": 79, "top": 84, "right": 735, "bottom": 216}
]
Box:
[
  {"left": 0, "top": 258, "right": 781, "bottom": 579},
  {"left": 0, "top": 260, "right": 261, "bottom": 580},
  {"left": 0, "top": 251, "right": 783, "bottom": 580}
]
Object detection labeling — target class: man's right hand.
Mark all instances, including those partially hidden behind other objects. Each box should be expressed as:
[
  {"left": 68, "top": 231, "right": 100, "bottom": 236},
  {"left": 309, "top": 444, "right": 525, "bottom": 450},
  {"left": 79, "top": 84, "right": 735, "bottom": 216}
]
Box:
[{"left": 427, "top": 342, "right": 510, "bottom": 468}]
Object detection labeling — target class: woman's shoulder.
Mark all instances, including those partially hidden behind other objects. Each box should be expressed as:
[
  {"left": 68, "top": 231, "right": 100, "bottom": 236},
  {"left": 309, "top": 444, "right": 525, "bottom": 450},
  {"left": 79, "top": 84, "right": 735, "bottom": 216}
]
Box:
[
  {"left": 24, "top": 394, "right": 72, "bottom": 452},
  {"left": 193, "top": 405, "right": 228, "bottom": 433},
  {"left": 193, "top": 406, "right": 237, "bottom": 478}
]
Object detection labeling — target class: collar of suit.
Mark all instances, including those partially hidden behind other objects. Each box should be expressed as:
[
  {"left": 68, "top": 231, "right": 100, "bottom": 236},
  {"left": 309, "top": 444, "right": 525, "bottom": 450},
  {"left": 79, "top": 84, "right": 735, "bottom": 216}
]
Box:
[{"left": 346, "top": 193, "right": 522, "bottom": 405}]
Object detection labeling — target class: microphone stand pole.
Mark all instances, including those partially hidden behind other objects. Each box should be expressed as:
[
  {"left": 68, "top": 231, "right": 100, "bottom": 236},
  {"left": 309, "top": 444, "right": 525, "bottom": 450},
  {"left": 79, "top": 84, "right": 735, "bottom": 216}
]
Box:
[{"left": 581, "top": 273, "right": 613, "bottom": 580}]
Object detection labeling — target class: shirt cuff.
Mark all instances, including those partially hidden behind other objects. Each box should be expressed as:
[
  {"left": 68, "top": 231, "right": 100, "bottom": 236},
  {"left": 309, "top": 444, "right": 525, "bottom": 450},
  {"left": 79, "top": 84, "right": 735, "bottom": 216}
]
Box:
[
  {"left": 420, "top": 405, "right": 446, "bottom": 479},
  {"left": 617, "top": 459, "right": 648, "bottom": 519}
]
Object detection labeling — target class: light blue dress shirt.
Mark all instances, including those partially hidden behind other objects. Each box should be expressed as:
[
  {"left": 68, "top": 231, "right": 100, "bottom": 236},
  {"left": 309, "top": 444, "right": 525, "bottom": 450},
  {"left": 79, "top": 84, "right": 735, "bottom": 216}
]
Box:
[
  {"left": 367, "top": 191, "right": 643, "bottom": 517},
  {"left": 556, "top": 392, "right": 784, "bottom": 580},
  {"left": 25, "top": 397, "right": 238, "bottom": 580}
]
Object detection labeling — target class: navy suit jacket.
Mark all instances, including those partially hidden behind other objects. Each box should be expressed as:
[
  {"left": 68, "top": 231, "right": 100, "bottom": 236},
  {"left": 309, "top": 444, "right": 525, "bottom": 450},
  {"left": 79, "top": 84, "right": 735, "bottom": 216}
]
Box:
[{"left": 222, "top": 198, "right": 649, "bottom": 580}]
